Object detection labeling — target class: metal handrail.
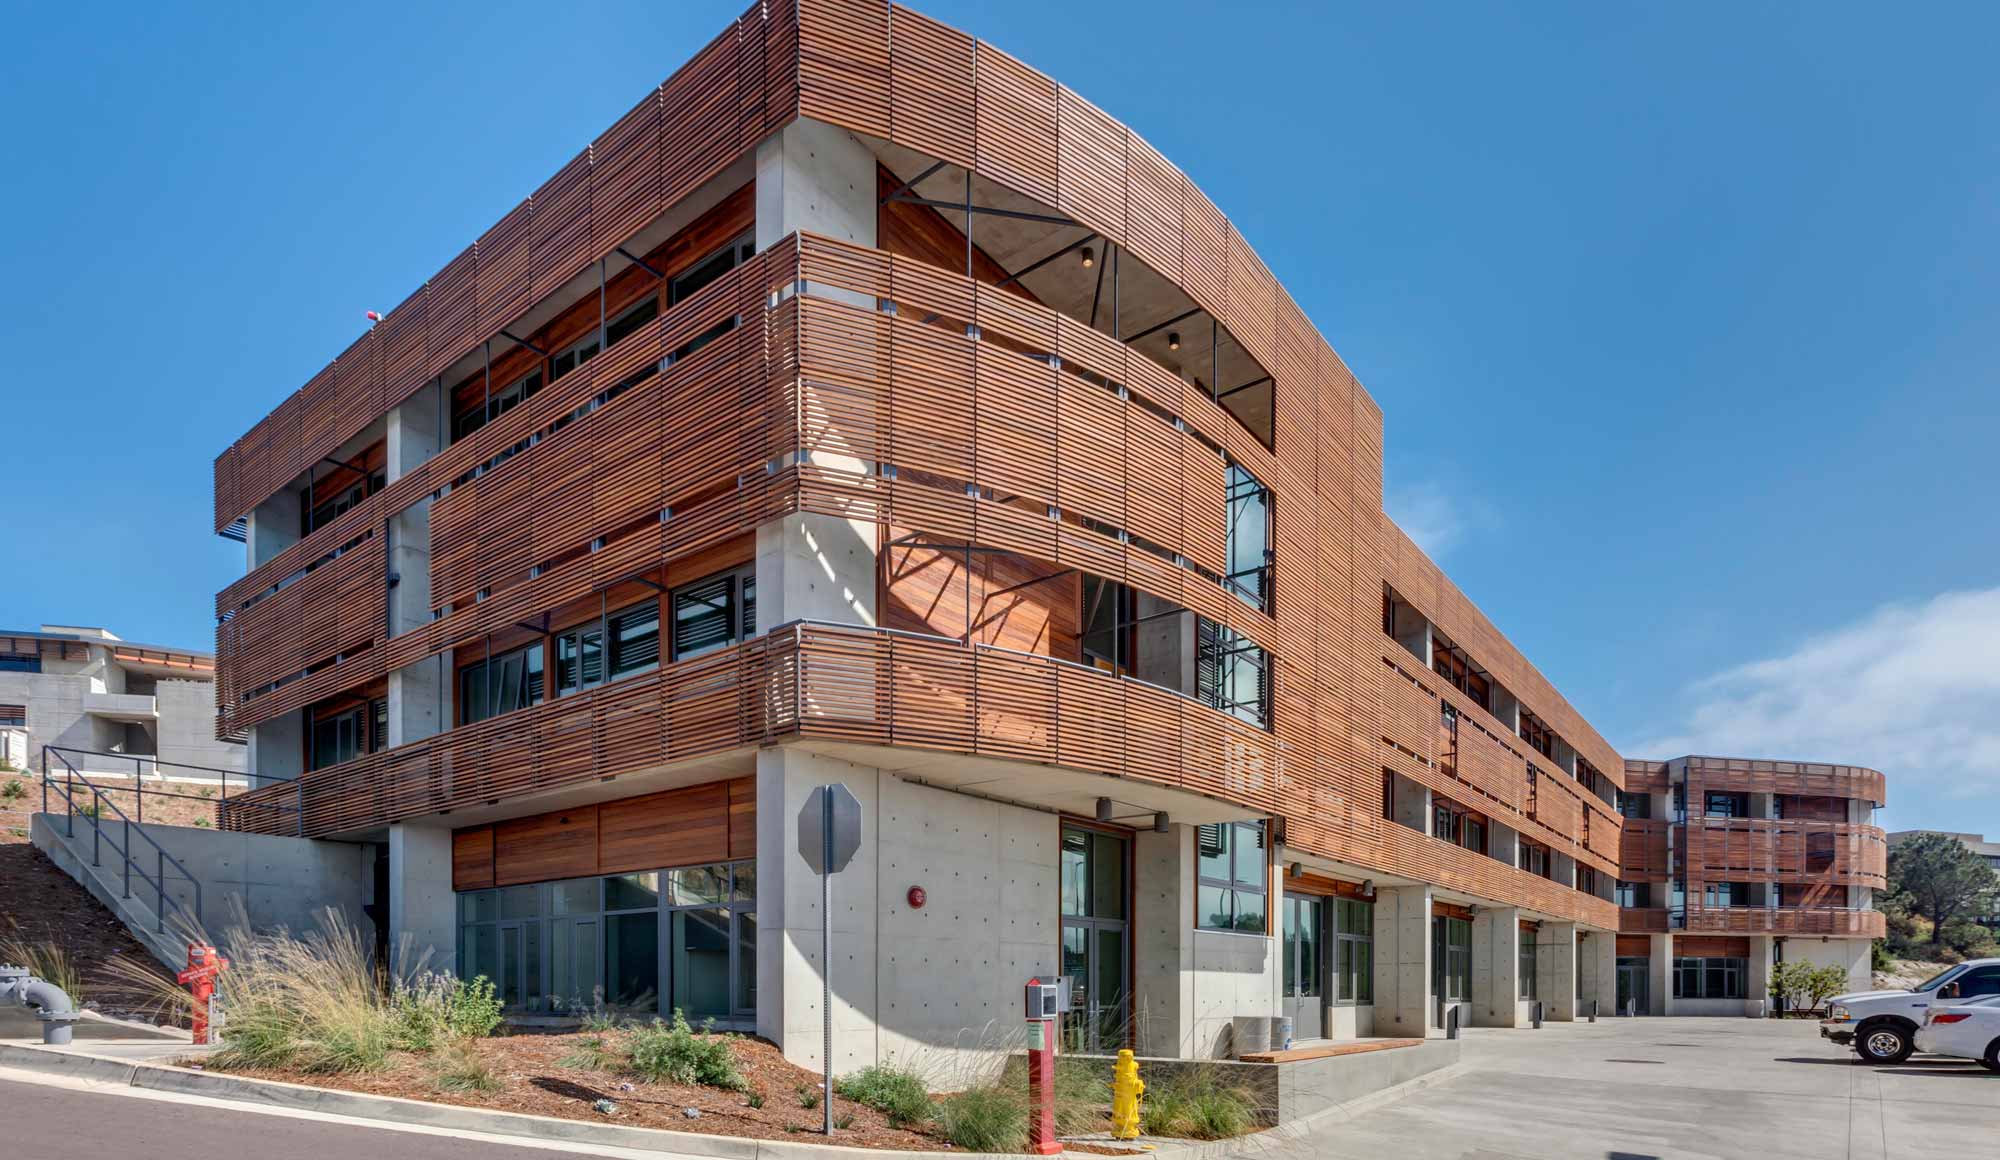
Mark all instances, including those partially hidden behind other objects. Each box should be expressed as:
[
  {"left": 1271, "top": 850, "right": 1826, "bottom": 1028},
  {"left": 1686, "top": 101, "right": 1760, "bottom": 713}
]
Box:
[
  {"left": 41, "top": 746, "right": 204, "bottom": 935},
  {"left": 44, "top": 744, "right": 304, "bottom": 837}
]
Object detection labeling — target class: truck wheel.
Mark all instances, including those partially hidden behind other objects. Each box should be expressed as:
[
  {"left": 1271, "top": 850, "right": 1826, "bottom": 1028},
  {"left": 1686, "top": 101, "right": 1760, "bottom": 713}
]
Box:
[
  {"left": 1982, "top": 1038, "right": 1999, "bottom": 1073},
  {"left": 1855, "top": 1022, "right": 1913, "bottom": 1065}
]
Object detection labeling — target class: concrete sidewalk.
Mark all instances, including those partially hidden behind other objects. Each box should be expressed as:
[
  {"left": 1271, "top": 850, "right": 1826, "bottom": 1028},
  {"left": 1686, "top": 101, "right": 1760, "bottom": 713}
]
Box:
[{"left": 1259, "top": 1017, "right": 1998, "bottom": 1160}]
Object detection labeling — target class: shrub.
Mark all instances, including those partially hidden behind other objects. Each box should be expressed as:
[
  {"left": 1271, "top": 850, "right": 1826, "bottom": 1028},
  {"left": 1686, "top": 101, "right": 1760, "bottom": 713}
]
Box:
[
  {"left": 1139, "top": 1068, "right": 1258, "bottom": 1140},
  {"left": 998, "top": 1054, "right": 1109, "bottom": 1136},
  {"left": 626, "top": 1010, "right": 746, "bottom": 1090},
  {"left": 431, "top": 1037, "right": 501, "bottom": 1093},
  {"left": 937, "top": 1083, "right": 1027, "bottom": 1153},
  {"left": 560, "top": 1036, "right": 618, "bottom": 1072},
  {"left": 837, "top": 1061, "right": 933, "bottom": 1126},
  {"left": 797, "top": 1081, "right": 822, "bottom": 1108},
  {"left": 393, "top": 973, "right": 503, "bottom": 1051},
  {"left": 210, "top": 908, "right": 394, "bottom": 1074},
  {"left": 1, "top": 778, "right": 26, "bottom": 802}
]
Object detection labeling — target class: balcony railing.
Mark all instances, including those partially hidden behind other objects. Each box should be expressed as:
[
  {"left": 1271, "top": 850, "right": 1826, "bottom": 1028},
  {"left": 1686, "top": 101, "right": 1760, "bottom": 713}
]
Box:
[
  {"left": 1619, "top": 906, "right": 1886, "bottom": 938},
  {"left": 230, "top": 620, "right": 1290, "bottom": 838}
]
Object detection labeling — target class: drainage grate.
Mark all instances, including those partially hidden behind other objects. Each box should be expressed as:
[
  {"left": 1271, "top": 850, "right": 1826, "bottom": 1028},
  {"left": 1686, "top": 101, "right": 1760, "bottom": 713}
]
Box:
[{"left": 1604, "top": 1058, "right": 1666, "bottom": 1064}]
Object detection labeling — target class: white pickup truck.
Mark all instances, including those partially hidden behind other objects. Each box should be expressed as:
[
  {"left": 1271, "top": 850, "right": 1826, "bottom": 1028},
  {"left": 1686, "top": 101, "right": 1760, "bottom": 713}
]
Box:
[{"left": 1821, "top": 958, "right": 2000, "bottom": 1064}]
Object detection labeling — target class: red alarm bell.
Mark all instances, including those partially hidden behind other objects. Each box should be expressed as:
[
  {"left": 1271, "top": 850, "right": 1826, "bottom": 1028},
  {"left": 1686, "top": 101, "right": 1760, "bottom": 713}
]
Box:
[{"left": 907, "top": 885, "right": 927, "bottom": 909}]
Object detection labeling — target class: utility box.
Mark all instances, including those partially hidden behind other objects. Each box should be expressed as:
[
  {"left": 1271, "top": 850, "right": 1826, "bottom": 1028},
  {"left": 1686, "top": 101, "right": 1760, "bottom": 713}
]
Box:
[{"left": 1025, "top": 979, "right": 1061, "bottom": 1021}]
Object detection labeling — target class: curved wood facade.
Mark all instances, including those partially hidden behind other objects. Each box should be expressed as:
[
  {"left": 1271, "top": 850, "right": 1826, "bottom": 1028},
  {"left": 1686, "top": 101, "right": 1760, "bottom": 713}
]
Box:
[{"left": 214, "top": 0, "right": 1660, "bottom": 936}]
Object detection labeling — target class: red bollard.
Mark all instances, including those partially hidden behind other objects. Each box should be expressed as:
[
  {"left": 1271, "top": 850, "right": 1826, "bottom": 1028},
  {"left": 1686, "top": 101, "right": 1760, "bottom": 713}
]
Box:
[
  {"left": 176, "top": 944, "right": 229, "bottom": 1045},
  {"left": 1024, "top": 979, "right": 1064, "bottom": 1155}
]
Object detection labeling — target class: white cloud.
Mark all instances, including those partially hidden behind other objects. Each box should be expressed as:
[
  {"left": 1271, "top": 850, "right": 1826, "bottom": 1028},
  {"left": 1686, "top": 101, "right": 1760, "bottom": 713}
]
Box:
[
  {"left": 1632, "top": 588, "right": 2000, "bottom": 809},
  {"left": 1385, "top": 481, "right": 1474, "bottom": 560}
]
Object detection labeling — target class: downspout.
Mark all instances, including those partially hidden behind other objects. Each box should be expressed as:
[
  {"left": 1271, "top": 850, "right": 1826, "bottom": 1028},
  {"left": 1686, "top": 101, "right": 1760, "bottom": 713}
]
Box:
[{"left": 0, "top": 964, "right": 82, "bottom": 1045}]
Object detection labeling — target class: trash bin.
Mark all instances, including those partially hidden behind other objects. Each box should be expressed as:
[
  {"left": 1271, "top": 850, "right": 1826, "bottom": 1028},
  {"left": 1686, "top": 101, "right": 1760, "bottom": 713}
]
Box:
[
  {"left": 1231, "top": 1015, "right": 1271, "bottom": 1057},
  {"left": 1271, "top": 1015, "right": 1294, "bottom": 1051}
]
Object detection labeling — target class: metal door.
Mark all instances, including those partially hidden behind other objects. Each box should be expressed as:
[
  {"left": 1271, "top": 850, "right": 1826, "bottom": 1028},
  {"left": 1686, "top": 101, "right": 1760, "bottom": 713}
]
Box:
[
  {"left": 1059, "top": 826, "right": 1129, "bottom": 1052},
  {"left": 1282, "top": 893, "right": 1327, "bottom": 1040}
]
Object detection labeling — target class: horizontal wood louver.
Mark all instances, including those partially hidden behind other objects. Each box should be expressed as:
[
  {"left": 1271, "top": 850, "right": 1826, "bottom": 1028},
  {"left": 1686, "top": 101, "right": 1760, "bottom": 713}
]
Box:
[{"left": 213, "top": 1, "right": 1648, "bottom": 934}]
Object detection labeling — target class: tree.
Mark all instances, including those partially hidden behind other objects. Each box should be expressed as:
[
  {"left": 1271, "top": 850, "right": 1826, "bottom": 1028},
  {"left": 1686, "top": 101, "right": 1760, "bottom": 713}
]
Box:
[
  {"left": 1887, "top": 833, "right": 2000, "bottom": 951},
  {"left": 1771, "top": 960, "right": 1856, "bottom": 1015}
]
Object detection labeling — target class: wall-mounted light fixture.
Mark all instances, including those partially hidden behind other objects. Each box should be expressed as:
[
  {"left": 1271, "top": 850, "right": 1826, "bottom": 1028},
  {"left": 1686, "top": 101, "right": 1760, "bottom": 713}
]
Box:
[
  {"left": 1080, "top": 246, "right": 1095, "bottom": 269},
  {"left": 1096, "top": 797, "right": 1114, "bottom": 822},
  {"left": 1154, "top": 812, "right": 1170, "bottom": 833},
  {"left": 1167, "top": 332, "right": 1180, "bottom": 351}
]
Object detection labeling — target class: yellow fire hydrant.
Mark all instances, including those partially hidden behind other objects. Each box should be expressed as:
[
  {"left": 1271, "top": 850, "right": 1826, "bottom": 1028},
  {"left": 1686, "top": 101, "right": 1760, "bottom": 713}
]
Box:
[{"left": 1111, "top": 1048, "right": 1144, "bottom": 1139}]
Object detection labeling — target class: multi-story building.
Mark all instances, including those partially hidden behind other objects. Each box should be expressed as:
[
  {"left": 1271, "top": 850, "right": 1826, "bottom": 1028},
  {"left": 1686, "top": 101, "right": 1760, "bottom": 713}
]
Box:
[
  {"left": 1615, "top": 756, "right": 1886, "bottom": 1014},
  {"left": 1, "top": 625, "right": 241, "bottom": 777},
  {"left": 209, "top": 0, "right": 1630, "bottom": 1068},
  {"left": 1886, "top": 830, "right": 2000, "bottom": 930}
]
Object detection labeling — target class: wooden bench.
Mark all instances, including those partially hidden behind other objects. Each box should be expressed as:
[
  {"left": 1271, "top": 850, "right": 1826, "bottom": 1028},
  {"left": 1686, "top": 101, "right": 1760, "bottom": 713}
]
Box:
[{"left": 1236, "top": 1038, "right": 1425, "bottom": 1064}]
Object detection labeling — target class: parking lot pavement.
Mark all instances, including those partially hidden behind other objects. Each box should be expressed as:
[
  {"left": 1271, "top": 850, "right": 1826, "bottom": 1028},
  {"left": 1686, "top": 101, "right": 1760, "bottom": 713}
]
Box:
[{"left": 1270, "top": 1016, "right": 1996, "bottom": 1160}]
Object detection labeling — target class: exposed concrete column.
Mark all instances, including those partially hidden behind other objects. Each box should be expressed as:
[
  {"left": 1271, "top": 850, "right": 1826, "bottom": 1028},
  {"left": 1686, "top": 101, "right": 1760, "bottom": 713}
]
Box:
[
  {"left": 1373, "top": 885, "right": 1433, "bottom": 1038},
  {"left": 1539, "top": 922, "right": 1578, "bottom": 1021},
  {"left": 755, "top": 515, "right": 879, "bottom": 630},
  {"left": 386, "top": 653, "right": 448, "bottom": 748},
  {"left": 387, "top": 497, "right": 434, "bottom": 638},
  {"left": 1390, "top": 772, "right": 1431, "bottom": 836},
  {"left": 1472, "top": 906, "right": 1522, "bottom": 1027},
  {"left": 388, "top": 822, "right": 455, "bottom": 975},
  {"left": 1748, "top": 934, "right": 1776, "bottom": 1016},
  {"left": 1577, "top": 929, "right": 1618, "bottom": 1018},
  {"left": 755, "top": 748, "right": 882, "bottom": 1074},
  {"left": 755, "top": 116, "right": 876, "bottom": 253},
  {"left": 245, "top": 710, "right": 304, "bottom": 787},
  {"left": 246, "top": 487, "right": 301, "bottom": 570},
  {"left": 386, "top": 379, "right": 442, "bottom": 482},
  {"left": 1650, "top": 932, "right": 1673, "bottom": 1016},
  {"left": 1133, "top": 824, "right": 1194, "bottom": 1058}
]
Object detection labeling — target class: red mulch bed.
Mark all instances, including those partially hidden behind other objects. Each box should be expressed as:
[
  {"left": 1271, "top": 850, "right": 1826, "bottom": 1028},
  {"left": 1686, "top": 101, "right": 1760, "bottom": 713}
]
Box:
[{"left": 203, "top": 1030, "right": 962, "bottom": 1150}]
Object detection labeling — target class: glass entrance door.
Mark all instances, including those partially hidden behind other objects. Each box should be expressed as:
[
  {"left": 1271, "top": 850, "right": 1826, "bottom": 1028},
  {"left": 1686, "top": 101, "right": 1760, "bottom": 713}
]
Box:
[
  {"left": 1616, "top": 957, "right": 1649, "bottom": 1015},
  {"left": 1282, "top": 893, "right": 1327, "bottom": 1040},
  {"left": 1060, "top": 826, "right": 1129, "bottom": 1053}
]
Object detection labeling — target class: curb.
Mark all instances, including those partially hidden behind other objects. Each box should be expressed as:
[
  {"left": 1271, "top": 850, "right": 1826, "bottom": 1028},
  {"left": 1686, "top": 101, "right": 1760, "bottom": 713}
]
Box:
[{"left": 0, "top": 1042, "right": 1461, "bottom": 1159}]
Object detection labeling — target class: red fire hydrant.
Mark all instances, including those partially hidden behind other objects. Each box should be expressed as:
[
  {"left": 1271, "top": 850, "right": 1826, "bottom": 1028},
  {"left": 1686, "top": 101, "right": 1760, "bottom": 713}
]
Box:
[{"left": 177, "top": 944, "right": 229, "bottom": 1045}]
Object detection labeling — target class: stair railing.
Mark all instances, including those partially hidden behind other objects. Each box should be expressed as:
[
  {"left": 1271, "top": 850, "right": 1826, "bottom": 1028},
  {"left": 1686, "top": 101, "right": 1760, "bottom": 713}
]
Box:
[{"left": 39, "top": 746, "right": 207, "bottom": 935}]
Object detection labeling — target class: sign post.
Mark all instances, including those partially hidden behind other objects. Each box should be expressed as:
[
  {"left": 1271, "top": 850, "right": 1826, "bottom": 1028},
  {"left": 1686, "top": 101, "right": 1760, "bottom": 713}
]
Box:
[{"left": 798, "top": 783, "right": 862, "bottom": 1136}]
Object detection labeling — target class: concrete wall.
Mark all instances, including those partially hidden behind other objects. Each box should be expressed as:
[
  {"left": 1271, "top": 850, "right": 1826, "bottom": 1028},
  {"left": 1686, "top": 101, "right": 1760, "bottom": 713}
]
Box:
[
  {"left": 154, "top": 679, "right": 243, "bottom": 773},
  {"left": 1577, "top": 929, "right": 1617, "bottom": 1018},
  {"left": 387, "top": 497, "right": 433, "bottom": 638},
  {"left": 78, "top": 819, "right": 370, "bottom": 950},
  {"left": 387, "top": 654, "right": 448, "bottom": 748},
  {"left": 246, "top": 709, "right": 305, "bottom": 786},
  {"left": 1537, "top": 922, "right": 1578, "bottom": 1020},
  {"left": 1787, "top": 937, "right": 1872, "bottom": 995},
  {"left": 755, "top": 749, "right": 1061, "bottom": 1079},
  {"left": 1132, "top": 824, "right": 1279, "bottom": 1059},
  {"left": 1373, "top": 884, "right": 1434, "bottom": 1037},
  {"left": 248, "top": 487, "right": 301, "bottom": 569},
  {"left": 389, "top": 822, "right": 455, "bottom": 974},
  {"left": 1471, "top": 907, "right": 1522, "bottom": 1027}
]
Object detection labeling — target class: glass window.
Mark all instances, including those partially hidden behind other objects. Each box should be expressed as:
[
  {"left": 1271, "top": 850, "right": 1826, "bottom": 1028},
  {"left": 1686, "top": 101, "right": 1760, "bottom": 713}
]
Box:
[
  {"left": 609, "top": 601, "right": 661, "bottom": 677},
  {"left": 1616, "top": 790, "right": 1650, "bottom": 820},
  {"left": 310, "top": 705, "right": 366, "bottom": 771},
  {"left": 1433, "top": 916, "right": 1472, "bottom": 1003},
  {"left": 604, "top": 295, "right": 660, "bottom": 348},
  {"left": 673, "top": 567, "right": 753, "bottom": 660},
  {"left": 0, "top": 653, "right": 42, "bottom": 674},
  {"left": 606, "top": 912, "right": 660, "bottom": 1012},
  {"left": 605, "top": 871, "right": 661, "bottom": 911},
  {"left": 1079, "top": 576, "right": 1133, "bottom": 675},
  {"left": 1705, "top": 792, "right": 1748, "bottom": 819},
  {"left": 453, "top": 370, "right": 543, "bottom": 442},
  {"left": 550, "top": 331, "right": 601, "bottom": 382},
  {"left": 1196, "top": 618, "right": 1271, "bottom": 730},
  {"left": 1225, "top": 464, "right": 1272, "bottom": 613},
  {"left": 1672, "top": 956, "right": 1747, "bottom": 999},
  {"left": 1334, "top": 898, "right": 1374, "bottom": 1004},
  {"left": 670, "top": 234, "right": 752, "bottom": 304},
  {"left": 459, "top": 642, "right": 544, "bottom": 725},
  {"left": 1195, "top": 821, "right": 1268, "bottom": 932},
  {"left": 1519, "top": 931, "right": 1538, "bottom": 1000},
  {"left": 555, "top": 622, "right": 604, "bottom": 695},
  {"left": 666, "top": 865, "right": 730, "bottom": 907},
  {"left": 500, "top": 884, "right": 541, "bottom": 920}
]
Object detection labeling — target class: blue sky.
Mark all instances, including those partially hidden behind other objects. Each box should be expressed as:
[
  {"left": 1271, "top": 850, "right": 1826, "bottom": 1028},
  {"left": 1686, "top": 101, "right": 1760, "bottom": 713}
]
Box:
[{"left": 3, "top": 2, "right": 1994, "bottom": 834}]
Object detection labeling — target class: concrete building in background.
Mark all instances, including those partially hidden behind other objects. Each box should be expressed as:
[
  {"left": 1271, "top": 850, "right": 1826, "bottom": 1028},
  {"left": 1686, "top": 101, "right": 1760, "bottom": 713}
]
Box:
[
  {"left": 1886, "top": 830, "right": 2000, "bottom": 930},
  {"left": 197, "top": 0, "right": 1642, "bottom": 1071},
  {"left": 1615, "top": 756, "right": 1887, "bottom": 1014},
  {"left": 0, "top": 625, "right": 242, "bottom": 776}
]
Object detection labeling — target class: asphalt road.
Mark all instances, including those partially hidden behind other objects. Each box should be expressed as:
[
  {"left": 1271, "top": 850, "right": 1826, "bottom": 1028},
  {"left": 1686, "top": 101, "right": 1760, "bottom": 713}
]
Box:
[{"left": 0, "top": 1075, "right": 643, "bottom": 1159}]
